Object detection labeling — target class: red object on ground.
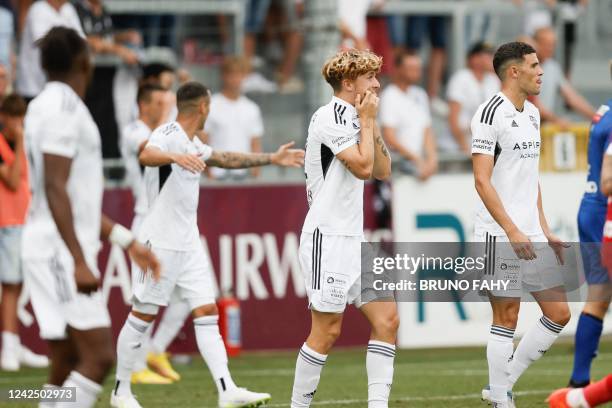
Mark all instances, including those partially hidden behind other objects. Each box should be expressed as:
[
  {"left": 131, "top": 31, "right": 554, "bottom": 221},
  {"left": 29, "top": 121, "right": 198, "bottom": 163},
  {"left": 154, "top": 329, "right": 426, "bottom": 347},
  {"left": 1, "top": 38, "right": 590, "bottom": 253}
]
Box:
[
  {"left": 547, "top": 388, "right": 570, "bottom": 408},
  {"left": 584, "top": 374, "right": 612, "bottom": 407},
  {"left": 218, "top": 295, "right": 242, "bottom": 357}
]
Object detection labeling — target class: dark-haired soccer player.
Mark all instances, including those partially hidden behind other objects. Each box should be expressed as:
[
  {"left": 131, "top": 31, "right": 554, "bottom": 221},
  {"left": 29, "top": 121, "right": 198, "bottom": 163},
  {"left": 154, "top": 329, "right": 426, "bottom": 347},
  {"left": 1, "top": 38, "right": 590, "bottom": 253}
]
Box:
[
  {"left": 22, "top": 26, "right": 159, "bottom": 408},
  {"left": 471, "top": 42, "right": 570, "bottom": 408},
  {"left": 290, "top": 49, "right": 394, "bottom": 408},
  {"left": 112, "top": 81, "right": 304, "bottom": 408}
]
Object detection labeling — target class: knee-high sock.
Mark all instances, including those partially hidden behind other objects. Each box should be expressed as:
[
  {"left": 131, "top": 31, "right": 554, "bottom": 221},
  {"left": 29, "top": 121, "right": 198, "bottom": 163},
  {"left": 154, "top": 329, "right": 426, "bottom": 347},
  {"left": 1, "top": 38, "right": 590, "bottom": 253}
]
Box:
[
  {"left": 367, "top": 340, "right": 395, "bottom": 408},
  {"left": 570, "top": 313, "right": 603, "bottom": 384},
  {"left": 487, "top": 325, "right": 515, "bottom": 406},
  {"left": 133, "top": 324, "right": 153, "bottom": 372},
  {"left": 508, "top": 315, "right": 565, "bottom": 389},
  {"left": 193, "top": 315, "right": 236, "bottom": 394},
  {"left": 291, "top": 343, "right": 327, "bottom": 408},
  {"left": 151, "top": 300, "right": 190, "bottom": 354},
  {"left": 55, "top": 371, "right": 101, "bottom": 408},
  {"left": 114, "top": 314, "right": 152, "bottom": 397}
]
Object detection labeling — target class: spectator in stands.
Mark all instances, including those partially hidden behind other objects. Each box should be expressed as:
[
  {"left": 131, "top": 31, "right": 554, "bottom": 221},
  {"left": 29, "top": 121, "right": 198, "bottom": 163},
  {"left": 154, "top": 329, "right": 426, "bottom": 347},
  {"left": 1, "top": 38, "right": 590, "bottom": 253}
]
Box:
[
  {"left": 380, "top": 52, "right": 438, "bottom": 181},
  {"left": 16, "top": 0, "right": 84, "bottom": 101},
  {"left": 0, "top": 95, "right": 48, "bottom": 371},
  {"left": 513, "top": 0, "right": 557, "bottom": 36},
  {"left": 388, "top": 12, "right": 449, "bottom": 115},
  {"left": 205, "top": 56, "right": 264, "bottom": 180},
  {"left": 444, "top": 42, "right": 500, "bottom": 155},
  {"left": 0, "top": 2, "right": 13, "bottom": 75},
  {"left": 534, "top": 26, "right": 595, "bottom": 122},
  {"left": 0, "top": 63, "right": 8, "bottom": 102},
  {"left": 71, "top": 0, "right": 140, "bottom": 65},
  {"left": 558, "top": 0, "right": 589, "bottom": 78},
  {"left": 338, "top": 0, "right": 383, "bottom": 50},
  {"left": 243, "top": 0, "right": 303, "bottom": 93}
]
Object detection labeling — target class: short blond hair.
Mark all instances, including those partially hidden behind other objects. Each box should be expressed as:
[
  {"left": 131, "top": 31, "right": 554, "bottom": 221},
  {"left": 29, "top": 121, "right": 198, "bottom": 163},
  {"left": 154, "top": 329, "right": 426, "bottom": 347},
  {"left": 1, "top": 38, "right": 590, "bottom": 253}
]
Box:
[
  {"left": 221, "top": 55, "right": 249, "bottom": 74},
  {"left": 322, "top": 49, "right": 382, "bottom": 91}
]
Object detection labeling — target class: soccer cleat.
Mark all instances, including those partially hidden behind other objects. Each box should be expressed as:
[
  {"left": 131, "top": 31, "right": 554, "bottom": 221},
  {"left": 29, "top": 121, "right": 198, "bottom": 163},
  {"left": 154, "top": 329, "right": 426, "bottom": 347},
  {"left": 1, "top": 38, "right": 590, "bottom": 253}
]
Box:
[
  {"left": 110, "top": 394, "right": 143, "bottom": 408},
  {"left": 146, "top": 352, "right": 181, "bottom": 381},
  {"left": 218, "top": 387, "right": 271, "bottom": 408},
  {"left": 131, "top": 368, "right": 173, "bottom": 384},
  {"left": 481, "top": 385, "right": 516, "bottom": 408},
  {"left": 18, "top": 345, "right": 49, "bottom": 368},
  {"left": 546, "top": 388, "right": 571, "bottom": 407},
  {"left": 0, "top": 350, "right": 19, "bottom": 371}
]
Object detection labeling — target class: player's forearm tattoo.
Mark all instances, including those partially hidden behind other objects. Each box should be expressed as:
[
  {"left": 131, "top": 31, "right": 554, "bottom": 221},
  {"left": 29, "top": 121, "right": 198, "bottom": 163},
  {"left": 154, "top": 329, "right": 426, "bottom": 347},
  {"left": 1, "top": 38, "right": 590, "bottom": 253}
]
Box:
[
  {"left": 375, "top": 134, "right": 389, "bottom": 158},
  {"left": 207, "top": 151, "right": 272, "bottom": 169},
  {"left": 339, "top": 157, "right": 352, "bottom": 172}
]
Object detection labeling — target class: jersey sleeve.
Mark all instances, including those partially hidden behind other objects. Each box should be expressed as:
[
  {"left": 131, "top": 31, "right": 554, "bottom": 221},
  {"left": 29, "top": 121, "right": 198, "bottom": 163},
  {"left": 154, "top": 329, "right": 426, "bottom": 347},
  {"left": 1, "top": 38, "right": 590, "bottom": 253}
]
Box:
[
  {"left": 470, "top": 107, "right": 498, "bottom": 156},
  {"left": 146, "top": 129, "right": 168, "bottom": 152},
  {"left": 196, "top": 141, "right": 213, "bottom": 161},
  {"left": 320, "top": 120, "right": 359, "bottom": 155},
  {"left": 40, "top": 112, "right": 78, "bottom": 158}
]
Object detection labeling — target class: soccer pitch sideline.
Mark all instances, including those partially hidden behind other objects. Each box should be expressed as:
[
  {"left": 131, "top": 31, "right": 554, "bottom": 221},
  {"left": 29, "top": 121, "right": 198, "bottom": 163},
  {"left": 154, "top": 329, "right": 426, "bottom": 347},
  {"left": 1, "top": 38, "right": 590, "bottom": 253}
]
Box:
[{"left": 2, "top": 340, "right": 611, "bottom": 408}]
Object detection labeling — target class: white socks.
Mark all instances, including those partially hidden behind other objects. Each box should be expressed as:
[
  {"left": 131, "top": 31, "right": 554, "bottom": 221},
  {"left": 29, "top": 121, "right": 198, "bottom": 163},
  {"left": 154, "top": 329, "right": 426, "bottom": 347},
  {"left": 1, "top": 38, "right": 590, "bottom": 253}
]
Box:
[
  {"left": 291, "top": 343, "right": 327, "bottom": 408},
  {"left": 115, "top": 313, "right": 152, "bottom": 397},
  {"left": 487, "top": 325, "right": 515, "bottom": 407},
  {"left": 2, "top": 331, "right": 19, "bottom": 353},
  {"left": 55, "top": 371, "right": 101, "bottom": 408},
  {"left": 151, "top": 300, "right": 191, "bottom": 354},
  {"left": 366, "top": 341, "right": 395, "bottom": 408},
  {"left": 567, "top": 388, "right": 591, "bottom": 408},
  {"left": 508, "top": 315, "right": 565, "bottom": 389},
  {"left": 133, "top": 324, "right": 153, "bottom": 372},
  {"left": 193, "top": 315, "right": 236, "bottom": 394}
]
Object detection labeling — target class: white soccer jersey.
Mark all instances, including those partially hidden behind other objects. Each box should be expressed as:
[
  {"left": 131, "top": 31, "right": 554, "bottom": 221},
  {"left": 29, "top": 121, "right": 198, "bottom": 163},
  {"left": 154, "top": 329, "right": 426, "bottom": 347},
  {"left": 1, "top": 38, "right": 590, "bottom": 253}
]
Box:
[
  {"left": 121, "top": 120, "right": 151, "bottom": 216},
  {"left": 471, "top": 92, "right": 543, "bottom": 237},
  {"left": 302, "top": 96, "right": 363, "bottom": 236},
  {"left": 138, "top": 122, "right": 212, "bottom": 251},
  {"left": 22, "top": 81, "right": 103, "bottom": 259}
]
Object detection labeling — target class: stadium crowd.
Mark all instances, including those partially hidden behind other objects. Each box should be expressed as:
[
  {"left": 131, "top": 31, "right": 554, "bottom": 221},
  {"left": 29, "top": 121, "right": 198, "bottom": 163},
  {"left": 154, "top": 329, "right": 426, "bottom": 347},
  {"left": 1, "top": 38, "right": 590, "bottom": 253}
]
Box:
[{"left": 0, "top": 1, "right": 610, "bottom": 408}]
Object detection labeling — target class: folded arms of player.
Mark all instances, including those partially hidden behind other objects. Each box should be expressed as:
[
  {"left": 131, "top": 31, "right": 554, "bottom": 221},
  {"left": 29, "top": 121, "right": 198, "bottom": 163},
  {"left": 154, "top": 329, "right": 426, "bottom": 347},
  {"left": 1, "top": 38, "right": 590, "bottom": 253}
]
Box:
[{"left": 44, "top": 154, "right": 160, "bottom": 294}]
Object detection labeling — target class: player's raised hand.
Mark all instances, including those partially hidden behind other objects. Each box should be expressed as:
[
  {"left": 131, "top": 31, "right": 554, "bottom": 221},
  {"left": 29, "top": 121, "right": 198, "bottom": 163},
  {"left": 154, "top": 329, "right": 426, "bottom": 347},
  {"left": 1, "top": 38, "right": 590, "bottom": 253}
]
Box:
[
  {"left": 173, "top": 153, "right": 207, "bottom": 173},
  {"left": 128, "top": 241, "right": 161, "bottom": 282},
  {"left": 546, "top": 233, "right": 571, "bottom": 265},
  {"left": 507, "top": 228, "right": 537, "bottom": 260},
  {"left": 74, "top": 259, "right": 99, "bottom": 294},
  {"left": 356, "top": 90, "right": 379, "bottom": 120},
  {"left": 271, "top": 141, "right": 305, "bottom": 167}
]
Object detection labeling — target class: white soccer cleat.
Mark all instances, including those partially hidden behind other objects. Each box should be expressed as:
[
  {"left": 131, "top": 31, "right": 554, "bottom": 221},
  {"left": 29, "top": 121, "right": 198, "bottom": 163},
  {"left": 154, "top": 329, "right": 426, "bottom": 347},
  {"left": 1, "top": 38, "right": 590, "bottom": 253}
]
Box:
[
  {"left": 218, "top": 387, "right": 271, "bottom": 408},
  {"left": 110, "top": 394, "right": 143, "bottom": 408},
  {"left": 19, "top": 345, "right": 49, "bottom": 368},
  {"left": 481, "top": 385, "right": 516, "bottom": 408},
  {"left": 0, "top": 350, "right": 19, "bottom": 371}
]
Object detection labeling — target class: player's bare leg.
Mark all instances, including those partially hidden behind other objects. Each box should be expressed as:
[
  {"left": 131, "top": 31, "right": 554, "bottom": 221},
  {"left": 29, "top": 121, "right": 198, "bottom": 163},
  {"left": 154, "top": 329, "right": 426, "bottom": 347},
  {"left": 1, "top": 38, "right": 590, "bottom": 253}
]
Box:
[
  {"left": 54, "top": 327, "right": 115, "bottom": 408},
  {"left": 485, "top": 297, "right": 520, "bottom": 407},
  {"left": 507, "top": 289, "right": 570, "bottom": 390},
  {"left": 360, "top": 301, "right": 399, "bottom": 408},
  {"left": 291, "top": 311, "right": 342, "bottom": 408},
  {"left": 191, "top": 302, "right": 271, "bottom": 408},
  {"left": 47, "top": 338, "right": 79, "bottom": 386}
]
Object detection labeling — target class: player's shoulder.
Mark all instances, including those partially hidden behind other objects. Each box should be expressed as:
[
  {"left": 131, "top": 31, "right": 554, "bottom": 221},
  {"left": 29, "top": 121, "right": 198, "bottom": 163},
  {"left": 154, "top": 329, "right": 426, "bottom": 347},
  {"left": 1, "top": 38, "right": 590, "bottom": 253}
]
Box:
[
  {"left": 312, "top": 98, "right": 358, "bottom": 132},
  {"left": 152, "top": 121, "right": 181, "bottom": 139},
  {"left": 474, "top": 93, "right": 507, "bottom": 126},
  {"left": 30, "top": 83, "right": 80, "bottom": 117},
  {"left": 524, "top": 99, "right": 540, "bottom": 117}
]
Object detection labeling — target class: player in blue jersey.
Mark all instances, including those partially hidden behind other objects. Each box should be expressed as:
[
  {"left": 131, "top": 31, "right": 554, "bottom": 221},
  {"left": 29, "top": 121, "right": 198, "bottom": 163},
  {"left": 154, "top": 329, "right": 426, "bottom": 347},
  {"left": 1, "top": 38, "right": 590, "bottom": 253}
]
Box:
[{"left": 568, "top": 96, "right": 612, "bottom": 388}]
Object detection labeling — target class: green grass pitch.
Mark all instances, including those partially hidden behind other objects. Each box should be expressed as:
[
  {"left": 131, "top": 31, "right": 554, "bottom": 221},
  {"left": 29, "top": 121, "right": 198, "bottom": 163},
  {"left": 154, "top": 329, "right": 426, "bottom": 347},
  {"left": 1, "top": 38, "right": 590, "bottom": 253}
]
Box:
[{"left": 2, "top": 339, "right": 611, "bottom": 407}]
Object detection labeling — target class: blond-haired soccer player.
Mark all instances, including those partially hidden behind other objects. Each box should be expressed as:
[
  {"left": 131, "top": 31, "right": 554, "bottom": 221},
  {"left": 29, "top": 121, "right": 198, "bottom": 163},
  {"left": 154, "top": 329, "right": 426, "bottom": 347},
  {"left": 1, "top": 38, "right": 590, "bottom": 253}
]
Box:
[
  {"left": 472, "top": 42, "right": 571, "bottom": 408},
  {"left": 290, "top": 49, "right": 394, "bottom": 408}
]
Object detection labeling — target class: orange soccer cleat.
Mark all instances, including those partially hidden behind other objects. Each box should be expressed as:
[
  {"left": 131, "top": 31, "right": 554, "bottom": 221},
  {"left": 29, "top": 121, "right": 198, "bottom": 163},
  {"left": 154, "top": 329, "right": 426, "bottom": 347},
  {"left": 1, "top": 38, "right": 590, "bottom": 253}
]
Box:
[{"left": 547, "top": 388, "right": 571, "bottom": 408}]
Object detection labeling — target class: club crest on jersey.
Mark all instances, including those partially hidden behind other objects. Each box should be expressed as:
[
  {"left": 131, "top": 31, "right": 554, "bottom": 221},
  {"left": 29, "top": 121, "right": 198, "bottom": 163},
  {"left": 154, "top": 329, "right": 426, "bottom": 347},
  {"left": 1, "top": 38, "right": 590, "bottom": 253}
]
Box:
[
  {"left": 529, "top": 115, "right": 539, "bottom": 130},
  {"left": 592, "top": 104, "right": 609, "bottom": 124},
  {"left": 352, "top": 115, "right": 360, "bottom": 130}
]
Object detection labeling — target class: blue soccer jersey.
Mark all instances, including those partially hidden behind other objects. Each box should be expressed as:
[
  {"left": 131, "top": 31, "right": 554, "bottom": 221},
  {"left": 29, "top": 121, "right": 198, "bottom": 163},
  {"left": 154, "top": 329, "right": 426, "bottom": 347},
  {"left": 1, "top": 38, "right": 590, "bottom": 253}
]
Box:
[{"left": 578, "top": 100, "right": 612, "bottom": 284}]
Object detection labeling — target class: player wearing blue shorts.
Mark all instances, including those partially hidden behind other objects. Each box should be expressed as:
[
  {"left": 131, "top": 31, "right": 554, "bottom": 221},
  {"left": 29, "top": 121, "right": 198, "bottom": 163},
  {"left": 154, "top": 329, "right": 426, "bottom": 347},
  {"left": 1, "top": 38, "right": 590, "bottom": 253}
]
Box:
[{"left": 569, "top": 98, "right": 612, "bottom": 388}]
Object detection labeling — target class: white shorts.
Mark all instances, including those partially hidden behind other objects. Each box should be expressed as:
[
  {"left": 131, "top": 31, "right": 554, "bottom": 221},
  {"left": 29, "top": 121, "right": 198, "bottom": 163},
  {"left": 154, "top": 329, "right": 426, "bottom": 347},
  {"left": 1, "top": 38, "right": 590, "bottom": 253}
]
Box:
[
  {"left": 300, "top": 230, "right": 375, "bottom": 313},
  {"left": 131, "top": 244, "right": 216, "bottom": 314},
  {"left": 476, "top": 232, "right": 565, "bottom": 298},
  {"left": 23, "top": 248, "right": 111, "bottom": 340}
]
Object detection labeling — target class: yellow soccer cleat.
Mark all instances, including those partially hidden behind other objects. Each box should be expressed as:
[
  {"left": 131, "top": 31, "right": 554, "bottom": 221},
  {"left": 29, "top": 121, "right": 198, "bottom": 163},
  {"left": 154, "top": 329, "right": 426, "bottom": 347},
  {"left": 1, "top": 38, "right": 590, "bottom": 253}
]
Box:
[
  {"left": 147, "top": 352, "right": 181, "bottom": 382},
  {"left": 131, "top": 368, "right": 173, "bottom": 384}
]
